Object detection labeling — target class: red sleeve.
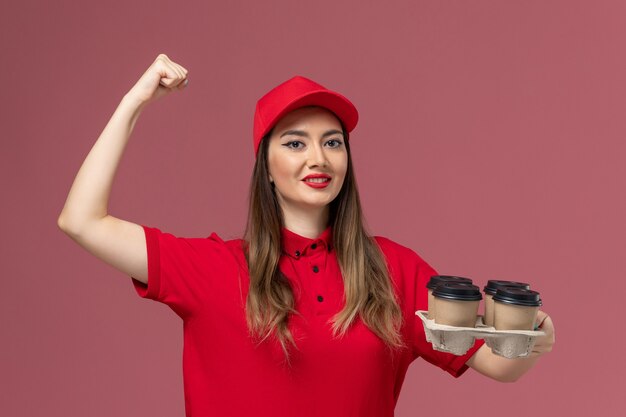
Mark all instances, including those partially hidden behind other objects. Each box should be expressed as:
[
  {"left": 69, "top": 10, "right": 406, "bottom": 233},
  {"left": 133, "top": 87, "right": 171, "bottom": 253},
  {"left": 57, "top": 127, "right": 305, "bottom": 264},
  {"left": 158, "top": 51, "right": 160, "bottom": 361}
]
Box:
[
  {"left": 409, "top": 250, "right": 485, "bottom": 378},
  {"left": 130, "top": 225, "right": 236, "bottom": 320}
]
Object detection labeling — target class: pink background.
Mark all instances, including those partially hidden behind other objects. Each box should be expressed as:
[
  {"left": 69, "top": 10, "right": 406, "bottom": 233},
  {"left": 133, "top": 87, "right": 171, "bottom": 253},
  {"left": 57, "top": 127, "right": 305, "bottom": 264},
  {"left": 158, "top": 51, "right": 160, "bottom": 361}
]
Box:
[{"left": 2, "top": 1, "right": 625, "bottom": 416}]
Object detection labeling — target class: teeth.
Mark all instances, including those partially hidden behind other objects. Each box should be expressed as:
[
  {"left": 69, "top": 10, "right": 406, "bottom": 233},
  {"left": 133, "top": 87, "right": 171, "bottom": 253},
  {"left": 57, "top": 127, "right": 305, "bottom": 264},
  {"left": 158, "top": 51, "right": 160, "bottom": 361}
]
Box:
[{"left": 305, "top": 178, "right": 330, "bottom": 183}]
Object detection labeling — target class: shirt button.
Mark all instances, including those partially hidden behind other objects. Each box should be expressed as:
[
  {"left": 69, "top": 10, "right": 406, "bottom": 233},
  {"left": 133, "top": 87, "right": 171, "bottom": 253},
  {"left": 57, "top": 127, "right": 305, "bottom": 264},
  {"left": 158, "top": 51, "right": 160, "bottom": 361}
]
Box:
[
  {"left": 312, "top": 265, "right": 319, "bottom": 273},
  {"left": 295, "top": 250, "right": 300, "bottom": 257},
  {"left": 317, "top": 295, "right": 324, "bottom": 302},
  {"left": 311, "top": 243, "right": 317, "bottom": 250}
]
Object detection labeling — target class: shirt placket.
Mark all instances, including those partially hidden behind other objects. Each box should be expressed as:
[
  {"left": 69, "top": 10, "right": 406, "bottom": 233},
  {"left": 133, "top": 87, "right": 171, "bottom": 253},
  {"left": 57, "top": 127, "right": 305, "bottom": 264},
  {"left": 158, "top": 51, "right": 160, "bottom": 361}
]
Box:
[{"left": 303, "top": 241, "right": 331, "bottom": 316}]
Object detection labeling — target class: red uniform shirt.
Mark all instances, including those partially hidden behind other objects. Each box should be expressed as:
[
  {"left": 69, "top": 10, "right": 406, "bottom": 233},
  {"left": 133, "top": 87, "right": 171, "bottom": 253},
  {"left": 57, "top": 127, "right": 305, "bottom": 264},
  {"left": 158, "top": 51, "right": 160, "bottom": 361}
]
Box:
[{"left": 131, "top": 225, "right": 484, "bottom": 417}]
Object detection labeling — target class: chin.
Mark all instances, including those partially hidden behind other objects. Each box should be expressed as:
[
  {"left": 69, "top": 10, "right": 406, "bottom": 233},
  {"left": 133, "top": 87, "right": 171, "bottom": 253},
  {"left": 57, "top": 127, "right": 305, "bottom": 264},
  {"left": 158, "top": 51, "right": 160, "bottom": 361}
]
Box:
[
  {"left": 296, "top": 196, "right": 335, "bottom": 209},
  {"left": 302, "top": 199, "right": 333, "bottom": 208}
]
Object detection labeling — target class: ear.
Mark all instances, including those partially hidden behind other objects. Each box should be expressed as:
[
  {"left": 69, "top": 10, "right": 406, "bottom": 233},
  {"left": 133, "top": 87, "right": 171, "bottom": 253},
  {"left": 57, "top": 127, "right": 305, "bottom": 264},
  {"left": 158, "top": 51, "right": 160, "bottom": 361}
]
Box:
[{"left": 269, "top": 174, "right": 274, "bottom": 184}]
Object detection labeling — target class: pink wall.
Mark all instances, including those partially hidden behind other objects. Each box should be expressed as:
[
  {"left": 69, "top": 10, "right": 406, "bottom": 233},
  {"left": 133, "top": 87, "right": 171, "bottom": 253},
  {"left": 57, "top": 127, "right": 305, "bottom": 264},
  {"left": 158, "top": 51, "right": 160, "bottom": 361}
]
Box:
[{"left": 2, "top": 0, "right": 624, "bottom": 416}]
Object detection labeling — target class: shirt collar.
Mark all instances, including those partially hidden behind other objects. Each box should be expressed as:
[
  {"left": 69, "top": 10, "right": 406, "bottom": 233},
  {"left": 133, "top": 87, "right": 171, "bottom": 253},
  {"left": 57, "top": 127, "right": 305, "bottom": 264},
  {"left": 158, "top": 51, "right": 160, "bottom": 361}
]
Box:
[{"left": 281, "top": 225, "right": 333, "bottom": 259}]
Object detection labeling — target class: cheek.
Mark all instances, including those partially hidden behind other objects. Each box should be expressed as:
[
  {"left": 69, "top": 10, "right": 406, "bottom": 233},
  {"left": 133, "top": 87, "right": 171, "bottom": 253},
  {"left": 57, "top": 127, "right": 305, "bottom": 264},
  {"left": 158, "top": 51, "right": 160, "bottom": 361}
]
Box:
[
  {"left": 334, "top": 155, "right": 349, "bottom": 179},
  {"left": 268, "top": 154, "right": 296, "bottom": 183}
]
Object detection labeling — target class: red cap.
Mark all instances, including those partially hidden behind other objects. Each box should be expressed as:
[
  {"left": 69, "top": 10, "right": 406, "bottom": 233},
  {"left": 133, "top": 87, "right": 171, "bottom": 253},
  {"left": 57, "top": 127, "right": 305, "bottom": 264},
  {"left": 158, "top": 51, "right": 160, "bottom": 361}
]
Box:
[{"left": 253, "top": 75, "right": 359, "bottom": 157}]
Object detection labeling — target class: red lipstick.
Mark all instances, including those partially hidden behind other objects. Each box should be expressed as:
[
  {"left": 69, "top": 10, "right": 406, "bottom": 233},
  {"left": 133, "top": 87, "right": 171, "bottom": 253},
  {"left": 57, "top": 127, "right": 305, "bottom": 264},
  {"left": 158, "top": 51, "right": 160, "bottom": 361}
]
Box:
[{"left": 302, "top": 174, "right": 331, "bottom": 189}]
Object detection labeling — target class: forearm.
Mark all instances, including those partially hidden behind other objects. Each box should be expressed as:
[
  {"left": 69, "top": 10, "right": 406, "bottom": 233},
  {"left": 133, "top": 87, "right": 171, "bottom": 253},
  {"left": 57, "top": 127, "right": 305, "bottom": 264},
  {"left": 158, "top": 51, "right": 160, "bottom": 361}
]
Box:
[
  {"left": 58, "top": 93, "right": 147, "bottom": 232},
  {"left": 467, "top": 344, "right": 541, "bottom": 382}
]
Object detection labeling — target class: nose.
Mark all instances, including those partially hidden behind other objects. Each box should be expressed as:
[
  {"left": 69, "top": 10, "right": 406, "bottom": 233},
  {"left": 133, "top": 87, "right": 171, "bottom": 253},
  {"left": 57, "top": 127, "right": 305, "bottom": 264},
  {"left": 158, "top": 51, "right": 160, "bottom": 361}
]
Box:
[{"left": 307, "top": 142, "right": 328, "bottom": 168}]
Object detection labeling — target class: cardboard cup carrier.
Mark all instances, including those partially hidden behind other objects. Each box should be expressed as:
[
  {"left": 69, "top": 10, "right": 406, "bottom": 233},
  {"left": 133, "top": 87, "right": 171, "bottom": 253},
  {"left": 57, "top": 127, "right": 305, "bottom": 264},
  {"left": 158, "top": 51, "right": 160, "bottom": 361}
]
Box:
[{"left": 419, "top": 279, "right": 545, "bottom": 359}]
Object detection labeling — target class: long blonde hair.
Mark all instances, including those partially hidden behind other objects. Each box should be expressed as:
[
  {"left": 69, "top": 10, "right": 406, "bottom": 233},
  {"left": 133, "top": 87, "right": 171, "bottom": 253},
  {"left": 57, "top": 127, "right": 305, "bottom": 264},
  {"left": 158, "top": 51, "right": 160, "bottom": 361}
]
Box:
[{"left": 243, "top": 119, "right": 406, "bottom": 366}]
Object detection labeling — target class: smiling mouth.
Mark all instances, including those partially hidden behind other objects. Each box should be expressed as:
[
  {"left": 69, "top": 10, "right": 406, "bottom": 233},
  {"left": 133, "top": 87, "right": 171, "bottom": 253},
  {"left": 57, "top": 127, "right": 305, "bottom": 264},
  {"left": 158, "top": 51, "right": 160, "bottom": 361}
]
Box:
[{"left": 303, "top": 178, "right": 331, "bottom": 184}]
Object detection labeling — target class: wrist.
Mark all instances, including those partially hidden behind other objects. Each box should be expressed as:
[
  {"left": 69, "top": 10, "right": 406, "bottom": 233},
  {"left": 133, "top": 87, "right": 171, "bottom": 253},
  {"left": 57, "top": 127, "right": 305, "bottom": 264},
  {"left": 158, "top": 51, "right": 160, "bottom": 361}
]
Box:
[{"left": 122, "top": 91, "right": 150, "bottom": 110}]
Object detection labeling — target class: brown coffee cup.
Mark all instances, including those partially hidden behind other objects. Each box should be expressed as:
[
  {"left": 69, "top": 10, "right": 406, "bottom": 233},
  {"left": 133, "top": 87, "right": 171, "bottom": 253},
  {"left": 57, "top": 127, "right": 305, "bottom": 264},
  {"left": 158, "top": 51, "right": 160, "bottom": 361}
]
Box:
[
  {"left": 483, "top": 280, "right": 531, "bottom": 327},
  {"left": 426, "top": 276, "right": 473, "bottom": 320},
  {"left": 433, "top": 283, "right": 482, "bottom": 328},
  {"left": 493, "top": 287, "right": 542, "bottom": 330}
]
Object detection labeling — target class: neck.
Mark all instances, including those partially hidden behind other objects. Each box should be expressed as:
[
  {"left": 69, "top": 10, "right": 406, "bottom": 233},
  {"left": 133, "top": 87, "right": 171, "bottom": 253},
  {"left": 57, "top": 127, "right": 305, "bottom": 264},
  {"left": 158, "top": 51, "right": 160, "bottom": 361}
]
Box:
[{"left": 281, "top": 204, "right": 330, "bottom": 239}]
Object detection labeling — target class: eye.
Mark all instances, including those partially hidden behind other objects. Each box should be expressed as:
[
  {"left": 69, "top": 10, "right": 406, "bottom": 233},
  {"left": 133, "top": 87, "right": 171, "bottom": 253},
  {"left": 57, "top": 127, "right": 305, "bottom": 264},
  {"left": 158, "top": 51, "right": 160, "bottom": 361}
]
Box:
[
  {"left": 326, "top": 139, "right": 343, "bottom": 148},
  {"left": 282, "top": 139, "right": 343, "bottom": 150},
  {"left": 283, "top": 141, "right": 304, "bottom": 150}
]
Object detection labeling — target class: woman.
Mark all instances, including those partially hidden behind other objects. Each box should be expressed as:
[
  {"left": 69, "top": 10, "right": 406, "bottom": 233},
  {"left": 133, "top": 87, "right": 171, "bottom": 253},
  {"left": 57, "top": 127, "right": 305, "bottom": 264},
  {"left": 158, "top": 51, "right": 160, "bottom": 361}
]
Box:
[{"left": 58, "top": 54, "right": 555, "bottom": 417}]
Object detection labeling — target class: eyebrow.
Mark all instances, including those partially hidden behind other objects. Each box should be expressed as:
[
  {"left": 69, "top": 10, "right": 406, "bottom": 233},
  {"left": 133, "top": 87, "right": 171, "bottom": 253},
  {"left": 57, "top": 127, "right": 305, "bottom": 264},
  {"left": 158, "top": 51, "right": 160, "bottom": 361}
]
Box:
[{"left": 279, "top": 129, "right": 344, "bottom": 139}]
